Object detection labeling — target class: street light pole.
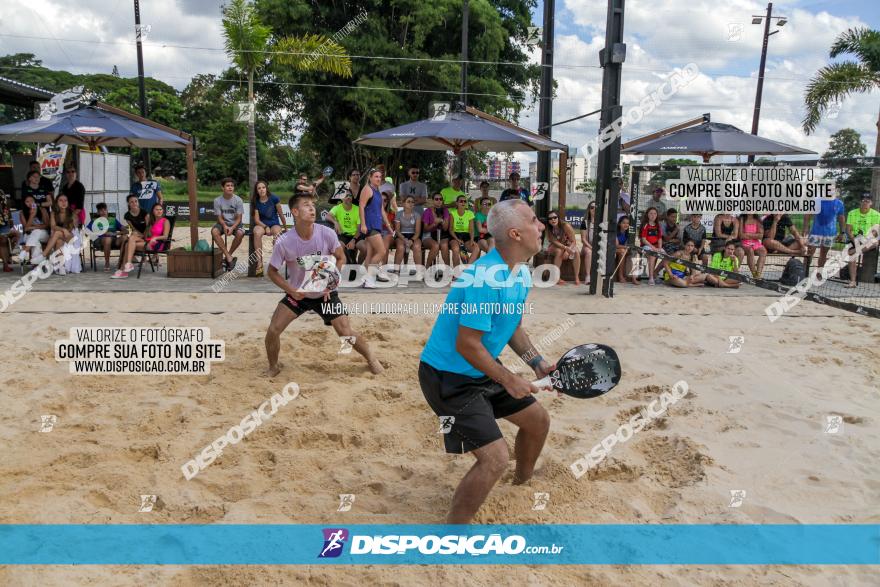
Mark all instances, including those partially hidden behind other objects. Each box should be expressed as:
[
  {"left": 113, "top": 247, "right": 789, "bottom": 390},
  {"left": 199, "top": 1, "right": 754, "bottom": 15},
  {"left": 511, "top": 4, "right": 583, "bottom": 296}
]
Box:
[
  {"left": 134, "top": 0, "right": 151, "bottom": 175},
  {"left": 748, "top": 2, "right": 785, "bottom": 163},
  {"left": 458, "top": 0, "right": 469, "bottom": 178}
]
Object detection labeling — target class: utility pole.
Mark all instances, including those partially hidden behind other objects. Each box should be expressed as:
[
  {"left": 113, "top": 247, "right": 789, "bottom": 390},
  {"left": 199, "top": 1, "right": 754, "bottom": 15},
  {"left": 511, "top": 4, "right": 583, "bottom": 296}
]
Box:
[
  {"left": 458, "top": 0, "right": 469, "bottom": 179},
  {"left": 536, "top": 0, "right": 555, "bottom": 219},
  {"left": 748, "top": 2, "right": 786, "bottom": 163},
  {"left": 134, "top": 0, "right": 151, "bottom": 175},
  {"left": 589, "top": 0, "right": 626, "bottom": 297}
]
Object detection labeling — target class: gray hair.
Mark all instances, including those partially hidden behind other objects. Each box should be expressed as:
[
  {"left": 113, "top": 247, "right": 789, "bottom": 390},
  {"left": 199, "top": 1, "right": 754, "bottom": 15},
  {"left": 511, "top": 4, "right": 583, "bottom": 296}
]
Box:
[{"left": 487, "top": 199, "right": 529, "bottom": 245}]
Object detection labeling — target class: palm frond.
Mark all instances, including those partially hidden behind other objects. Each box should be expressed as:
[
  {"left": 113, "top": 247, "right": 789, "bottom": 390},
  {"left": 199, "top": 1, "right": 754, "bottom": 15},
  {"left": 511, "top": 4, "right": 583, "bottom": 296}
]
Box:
[
  {"left": 829, "top": 27, "right": 880, "bottom": 71},
  {"left": 273, "top": 35, "right": 353, "bottom": 78},
  {"left": 221, "top": 0, "right": 271, "bottom": 74},
  {"left": 802, "top": 61, "right": 877, "bottom": 134}
]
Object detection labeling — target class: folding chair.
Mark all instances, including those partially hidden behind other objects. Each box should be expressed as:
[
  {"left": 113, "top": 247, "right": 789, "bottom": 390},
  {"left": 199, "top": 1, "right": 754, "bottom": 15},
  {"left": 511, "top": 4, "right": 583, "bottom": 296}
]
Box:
[{"left": 135, "top": 215, "right": 178, "bottom": 278}]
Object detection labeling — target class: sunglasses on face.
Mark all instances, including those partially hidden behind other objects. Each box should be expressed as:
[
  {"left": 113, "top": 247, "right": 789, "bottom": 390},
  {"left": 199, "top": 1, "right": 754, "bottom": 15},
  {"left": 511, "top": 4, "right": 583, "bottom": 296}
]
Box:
[
  {"left": 433, "top": 197, "right": 443, "bottom": 201},
  {"left": 411, "top": 171, "right": 419, "bottom": 175}
]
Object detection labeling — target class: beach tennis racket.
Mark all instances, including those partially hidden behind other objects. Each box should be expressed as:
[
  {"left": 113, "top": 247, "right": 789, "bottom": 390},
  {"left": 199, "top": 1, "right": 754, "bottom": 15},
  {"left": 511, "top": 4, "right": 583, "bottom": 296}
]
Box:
[{"left": 533, "top": 343, "right": 621, "bottom": 399}]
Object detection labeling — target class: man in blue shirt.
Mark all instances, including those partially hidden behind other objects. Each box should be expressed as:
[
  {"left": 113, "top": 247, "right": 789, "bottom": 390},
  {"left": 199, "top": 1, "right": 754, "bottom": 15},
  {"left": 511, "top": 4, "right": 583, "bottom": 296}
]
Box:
[
  {"left": 419, "top": 199, "right": 555, "bottom": 524},
  {"left": 129, "top": 164, "right": 164, "bottom": 212},
  {"left": 804, "top": 194, "right": 845, "bottom": 279}
]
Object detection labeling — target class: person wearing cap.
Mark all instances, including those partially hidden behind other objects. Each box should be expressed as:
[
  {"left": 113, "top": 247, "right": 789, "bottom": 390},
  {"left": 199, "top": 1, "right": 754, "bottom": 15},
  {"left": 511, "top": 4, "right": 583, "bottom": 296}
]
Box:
[
  {"left": 649, "top": 187, "right": 668, "bottom": 217},
  {"left": 440, "top": 176, "right": 467, "bottom": 208},
  {"left": 844, "top": 194, "right": 880, "bottom": 288},
  {"left": 499, "top": 172, "right": 531, "bottom": 205}
]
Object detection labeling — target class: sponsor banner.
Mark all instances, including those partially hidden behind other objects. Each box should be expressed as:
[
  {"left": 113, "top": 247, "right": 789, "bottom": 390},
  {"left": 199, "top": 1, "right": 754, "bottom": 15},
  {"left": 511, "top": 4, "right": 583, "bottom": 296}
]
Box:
[
  {"left": 564, "top": 209, "right": 585, "bottom": 227},
  {"left": 0, "top": 524, "right": 876, "bottom": 564},
  {"left": 38, "top": 143, "right": 68, "bottom": 194}
]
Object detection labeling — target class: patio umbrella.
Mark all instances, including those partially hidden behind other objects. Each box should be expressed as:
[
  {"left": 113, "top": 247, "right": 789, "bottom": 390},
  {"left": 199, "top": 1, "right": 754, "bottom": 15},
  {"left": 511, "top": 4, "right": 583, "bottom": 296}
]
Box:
[
  {"left": 0, "top": 102, "right": 189, "bottom": 149},
  {"left": 355, "top": 107, "right": 566, "bottom": 153},
  {"left": 621, "top": 121, "right": 815, "bottom": 162}
]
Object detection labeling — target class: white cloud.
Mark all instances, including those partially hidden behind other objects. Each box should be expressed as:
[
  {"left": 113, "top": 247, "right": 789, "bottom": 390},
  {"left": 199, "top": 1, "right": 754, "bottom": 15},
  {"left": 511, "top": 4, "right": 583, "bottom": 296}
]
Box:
[{"left": 515, "top": 0, "right": 878, "bottom": 168}]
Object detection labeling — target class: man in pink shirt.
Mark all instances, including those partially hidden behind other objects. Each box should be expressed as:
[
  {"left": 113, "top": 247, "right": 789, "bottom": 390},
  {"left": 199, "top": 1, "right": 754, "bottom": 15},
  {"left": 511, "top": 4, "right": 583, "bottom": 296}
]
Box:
[{"left": 264, "top": 192, "right": 383, "bottom": 377}]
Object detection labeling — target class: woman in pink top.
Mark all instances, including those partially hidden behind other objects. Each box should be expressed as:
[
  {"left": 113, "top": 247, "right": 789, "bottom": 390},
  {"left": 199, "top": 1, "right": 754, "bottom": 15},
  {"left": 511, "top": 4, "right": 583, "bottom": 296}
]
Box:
[
  {"left": 739, "top": 213, "right": 767, "bottom": 278},
  {"left": 145, "top": 203, "right": 170, "bottom": 251}
]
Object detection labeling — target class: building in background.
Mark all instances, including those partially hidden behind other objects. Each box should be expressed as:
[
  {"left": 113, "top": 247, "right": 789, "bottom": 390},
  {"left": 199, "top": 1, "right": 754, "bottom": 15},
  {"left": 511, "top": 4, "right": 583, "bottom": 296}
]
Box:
[{"left": 477, "top": 157, "right": 521, "bottom": 180}]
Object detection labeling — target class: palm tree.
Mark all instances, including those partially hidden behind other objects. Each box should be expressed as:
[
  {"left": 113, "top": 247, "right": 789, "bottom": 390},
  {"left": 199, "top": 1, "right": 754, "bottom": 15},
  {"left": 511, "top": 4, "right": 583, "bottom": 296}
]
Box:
[
  {"left": 222, "top": 0, "right": 352, "bottom": 188},
  {"left": 803, "top": 27, "right": 880, "bottom": 207}
]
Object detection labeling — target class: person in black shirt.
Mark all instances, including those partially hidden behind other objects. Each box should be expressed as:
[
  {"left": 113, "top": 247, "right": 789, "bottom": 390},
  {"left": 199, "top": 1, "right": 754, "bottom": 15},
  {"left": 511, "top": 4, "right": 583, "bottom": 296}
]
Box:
[
  {"left": 21, "top": 160, "right": 54, "bottom": 195},
  {"left": 499, "top": 172, "right": 532, "bottom": 205},
  {"left": 22, "top": 170, "right": 53, "bottom": 212},
  {"left": 762, "top": 213, "right": 806, "bottom": 255},
  {"left": 60, "top": 166, "right": 86, "bottom": 227},
  {"left": 113, "top": 194, "right": 148, "bottom": 277}
]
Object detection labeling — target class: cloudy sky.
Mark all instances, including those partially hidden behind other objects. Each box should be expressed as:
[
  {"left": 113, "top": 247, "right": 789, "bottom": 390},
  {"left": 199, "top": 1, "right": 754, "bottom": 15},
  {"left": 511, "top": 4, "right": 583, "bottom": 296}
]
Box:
[{"left": 0, "top": 0, "right": 877, "bottom": 166}]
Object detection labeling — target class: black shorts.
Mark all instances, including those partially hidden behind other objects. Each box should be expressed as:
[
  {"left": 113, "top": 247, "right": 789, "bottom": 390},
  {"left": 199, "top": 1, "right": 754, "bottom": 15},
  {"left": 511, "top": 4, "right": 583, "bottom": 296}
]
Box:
[
  {"left": 279, "top": 290, "right": 347, "bottom": 326},
  {"left": 364, "top": 229, "right": 381, "bottom": 237},
  {"left": 418, "top": 361, "right": 536, "bottom": 454},
  {"left": 454, "top": 232, "right": 472, "bottom": 243},
  {"left": 339, "top": 233, "right": 357, "bottom": 245}
]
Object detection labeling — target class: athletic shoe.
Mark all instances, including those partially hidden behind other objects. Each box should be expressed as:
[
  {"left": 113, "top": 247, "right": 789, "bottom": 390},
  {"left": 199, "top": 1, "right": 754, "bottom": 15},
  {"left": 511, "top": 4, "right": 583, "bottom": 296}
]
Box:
[
  {"left": 56, "top": 267, "right": 67, "bottom": 276},
  {"left": 111, "top": 270, "right": 129, "bottom": 279},
  {"left": 123, "top": 263, "right": 135, "bottom": 272},
  {"left": 376, "top": 272, "right": 390, "bottom": 282},
  {"left": 362, "top": 276, "right": 377, "bottom": 289}
]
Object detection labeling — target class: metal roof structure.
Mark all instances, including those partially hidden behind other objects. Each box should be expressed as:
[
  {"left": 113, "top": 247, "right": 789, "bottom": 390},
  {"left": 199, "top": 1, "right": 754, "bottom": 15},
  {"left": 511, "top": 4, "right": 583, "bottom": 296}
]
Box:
[{"left": 0, "top": 75, "right": 53, "bottom": 108}]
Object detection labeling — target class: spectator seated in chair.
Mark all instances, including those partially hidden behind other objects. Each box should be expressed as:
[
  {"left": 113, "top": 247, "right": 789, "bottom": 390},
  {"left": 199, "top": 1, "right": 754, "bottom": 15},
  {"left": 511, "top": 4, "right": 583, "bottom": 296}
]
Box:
[
  {"left": 89, "top": 202, "right": 125, "bottom": 272},
  {"left": 0, "top": 192, "right": 20, "bottom": 272},
  {"left": 546, "top": 209, "right": 581, "bottom": 285},
  {"left": 844, "top": 194, "right": 880, "bottom": 288},
  {"left": 42, "top": 194, "right": 77, "bottom": 275},
  {"left": 762, "top": 213, "right": 806, "bottom": 255}
]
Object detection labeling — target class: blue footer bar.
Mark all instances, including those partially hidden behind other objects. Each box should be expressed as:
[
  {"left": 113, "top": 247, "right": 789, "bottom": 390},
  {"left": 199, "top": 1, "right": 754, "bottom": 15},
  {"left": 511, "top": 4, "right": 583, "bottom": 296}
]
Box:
[{"left": 1, "top": 524, "right": 878, "bottom": 565}]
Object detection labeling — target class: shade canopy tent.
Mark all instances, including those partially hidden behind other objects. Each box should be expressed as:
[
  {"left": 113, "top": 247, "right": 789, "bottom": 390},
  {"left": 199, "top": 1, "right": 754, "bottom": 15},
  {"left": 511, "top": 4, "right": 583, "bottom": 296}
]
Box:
[
  {"left": 355, "top": 104, "right": 570, "bottom": 213},
  {"left": 0, "top": 101, "right": 200, "bottom": 248},
  {"left": 355, "top": 105, "right": 567, "bottom": 154},
  {"left": 0, "top": 103, "right": 189, "bottom": 149},
  {"left": 621, "top": 121, "right": 815, "bottom": 163}
]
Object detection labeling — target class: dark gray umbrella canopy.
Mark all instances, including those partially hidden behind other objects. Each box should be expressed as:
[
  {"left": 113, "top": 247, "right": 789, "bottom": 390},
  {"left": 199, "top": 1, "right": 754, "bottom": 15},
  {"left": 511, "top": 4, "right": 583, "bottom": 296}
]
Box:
[
  {"left": 355, "top": 109, "right": 566, "bottom": 153},
  {"left": 622, "top": 121, "right": 815, "bottom": 162},
  {"left": 0, "top": 103, "right": 189, "bottom": 148}
]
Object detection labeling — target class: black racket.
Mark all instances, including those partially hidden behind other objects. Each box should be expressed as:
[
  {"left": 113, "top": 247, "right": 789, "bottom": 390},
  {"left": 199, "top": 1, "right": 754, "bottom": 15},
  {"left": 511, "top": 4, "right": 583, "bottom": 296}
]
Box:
[{"left": 533, "top": 343, "right": 621, "bottom": 398}]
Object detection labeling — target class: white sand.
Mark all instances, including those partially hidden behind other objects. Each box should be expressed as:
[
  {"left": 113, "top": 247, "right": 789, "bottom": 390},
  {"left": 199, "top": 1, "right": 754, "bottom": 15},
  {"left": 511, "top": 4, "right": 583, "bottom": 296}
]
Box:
[{"left": 0, "top": 286, "right": 877, "bottom": 585}]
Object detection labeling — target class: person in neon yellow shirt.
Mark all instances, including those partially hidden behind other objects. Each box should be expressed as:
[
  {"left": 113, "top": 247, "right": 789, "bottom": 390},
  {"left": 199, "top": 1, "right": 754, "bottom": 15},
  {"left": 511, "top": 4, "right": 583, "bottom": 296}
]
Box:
[
  {"left": 440, "top": 176, "right": 467, "bottom": 208},
  {"left": 844, "top": 194, "right": 880, "bottom": 288},
  {"left": 449, "top": 195, "right": 479, "bottom": 265},
  {"left": 328, "top": 191, "right": 361, "bottom": 262},
  {"left": 706, "top": 242, "right": 740, "bottom": 288}
]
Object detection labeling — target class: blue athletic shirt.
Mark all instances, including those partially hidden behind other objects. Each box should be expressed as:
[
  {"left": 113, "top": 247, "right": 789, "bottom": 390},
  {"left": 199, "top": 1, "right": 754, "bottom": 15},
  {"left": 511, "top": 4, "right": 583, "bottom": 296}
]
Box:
[
  {"left": 810, "top": 199, "right": 844, "bottom": 237},
  {"left": 255, "top": 193, "right": 281, "bottom": 226},
  {"left": 420, "top": 248, "right": 532, "bottom": 378}
]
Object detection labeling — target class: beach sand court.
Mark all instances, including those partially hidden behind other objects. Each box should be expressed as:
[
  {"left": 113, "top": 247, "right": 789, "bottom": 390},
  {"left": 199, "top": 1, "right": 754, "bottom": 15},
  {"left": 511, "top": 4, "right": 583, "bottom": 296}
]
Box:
[{"left": 0, "top": 286, "right": 877, "bottom": 585}]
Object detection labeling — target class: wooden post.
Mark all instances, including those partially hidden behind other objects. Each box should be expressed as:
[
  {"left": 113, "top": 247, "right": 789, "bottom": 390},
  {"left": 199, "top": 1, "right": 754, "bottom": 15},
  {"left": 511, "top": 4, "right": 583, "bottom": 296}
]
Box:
[
  {"left": 186, "top": 142, "right": 198, "bottom": 248},
  {"left": 558, "top": 150, "right": 567, "bottom": 214}
]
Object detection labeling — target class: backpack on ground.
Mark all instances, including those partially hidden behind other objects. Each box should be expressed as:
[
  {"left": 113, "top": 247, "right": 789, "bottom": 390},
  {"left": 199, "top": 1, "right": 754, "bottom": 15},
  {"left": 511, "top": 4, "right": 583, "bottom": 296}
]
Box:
[{"left": 779, "top": 257, "right": 805, "bottom": 286}]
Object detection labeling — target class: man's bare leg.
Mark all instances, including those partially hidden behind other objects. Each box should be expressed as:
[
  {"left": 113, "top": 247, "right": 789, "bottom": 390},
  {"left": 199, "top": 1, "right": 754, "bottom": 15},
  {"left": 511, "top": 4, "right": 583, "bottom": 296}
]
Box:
[
  {"left": 331, "top": 315, "right": 383, "bottom": 374},
  {"left": 264, "top": 303, "right": 297, "bottom": 376},
  {"left": 447, "top": 438, "right": 509, "bottom": 524},
  {"left": 503, "top": 402, "right": 550, "bottom": 484}
]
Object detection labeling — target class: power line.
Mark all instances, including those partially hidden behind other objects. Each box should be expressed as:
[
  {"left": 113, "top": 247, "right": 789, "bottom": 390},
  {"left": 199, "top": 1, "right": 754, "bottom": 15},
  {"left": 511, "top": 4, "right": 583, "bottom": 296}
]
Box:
[{"left": 0, "top": 31, "right": 859, "bottom": 84}]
